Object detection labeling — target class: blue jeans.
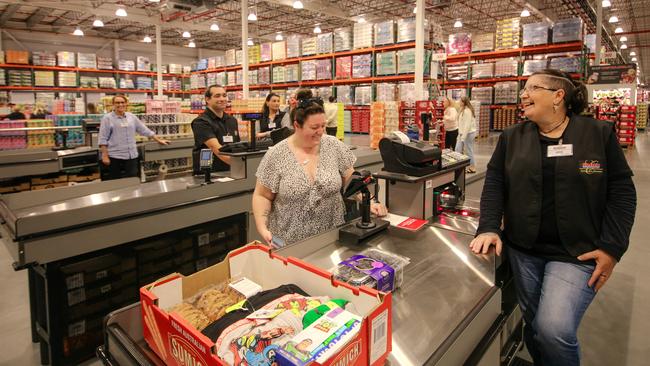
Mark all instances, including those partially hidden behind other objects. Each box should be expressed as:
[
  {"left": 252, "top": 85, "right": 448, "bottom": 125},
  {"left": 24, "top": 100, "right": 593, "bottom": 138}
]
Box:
[
  {"left": 508, "top": 246, "right": 596, "bottom": 366},
  {"left": 455, "top": 131, "right": 477, "bottom": 166}
]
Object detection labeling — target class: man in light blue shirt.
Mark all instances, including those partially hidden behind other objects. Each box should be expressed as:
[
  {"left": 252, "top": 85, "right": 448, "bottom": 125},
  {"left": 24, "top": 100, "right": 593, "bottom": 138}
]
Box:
[{"left": 98, "top": 95, "right": 169, "bottom": 180}]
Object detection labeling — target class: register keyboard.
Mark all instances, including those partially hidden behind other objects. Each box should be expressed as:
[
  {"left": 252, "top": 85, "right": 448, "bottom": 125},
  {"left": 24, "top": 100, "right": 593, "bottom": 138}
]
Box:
[{"left": 441, "top": 150, "right": 471, "bottom": 169}]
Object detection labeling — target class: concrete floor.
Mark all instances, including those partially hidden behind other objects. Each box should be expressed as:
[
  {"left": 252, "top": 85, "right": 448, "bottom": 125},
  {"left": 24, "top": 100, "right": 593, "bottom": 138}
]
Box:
[{"left": 0, "top": 132, "right": 648, "bottom": 365}]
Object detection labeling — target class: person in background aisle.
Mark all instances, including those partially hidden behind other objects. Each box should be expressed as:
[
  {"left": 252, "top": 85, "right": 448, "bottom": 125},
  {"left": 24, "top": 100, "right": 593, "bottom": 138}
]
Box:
[
  {"left": 6, "top": 104, "right": 26, "bottom": 120},
  {"left": 280, "top": 92, "right": 300, "bottom": 129},
  {"left": 252, "top": 98, "right": 387, "bottom": 247},
  {"left": 455, "top": 97, "right": 478, "bottom": 173},
  {"left": 442, "top": 97, "right": 459, "bottom": 150},
  {"left": 324, "top": 96, "right": 339, "bottom": 137},
  {"left": 87, "top": 103, "right": 98, "bottom": 115},
  {"left": 191, "top": 85, "right": 241, "bottom": 174},
  {"left": 470, "top": 69, "right": 636, "bottom": 366},
  {"left": 98, "top": 95, "right": 170, "bottom": 180},
  {"left": 256, "top": 93, "right": 285, "bottom": 139},
  {"left": 30, "top": 104, "right": 48, "bottom": 119}
]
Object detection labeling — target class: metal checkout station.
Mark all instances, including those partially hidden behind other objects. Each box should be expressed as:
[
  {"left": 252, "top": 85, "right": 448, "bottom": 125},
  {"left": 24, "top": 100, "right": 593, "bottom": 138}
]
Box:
[{"left": 0, "top": 118, "right": 523, "bottom": 365}]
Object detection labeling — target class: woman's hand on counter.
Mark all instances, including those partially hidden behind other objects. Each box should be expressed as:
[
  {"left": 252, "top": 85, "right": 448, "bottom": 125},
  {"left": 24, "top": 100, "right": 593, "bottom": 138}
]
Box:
[
  {"left": 371, "top": 202, "right": 388, "bottom": 217},
  {"left": 470, "top": 232, "right": 502, "bottom": 256}
]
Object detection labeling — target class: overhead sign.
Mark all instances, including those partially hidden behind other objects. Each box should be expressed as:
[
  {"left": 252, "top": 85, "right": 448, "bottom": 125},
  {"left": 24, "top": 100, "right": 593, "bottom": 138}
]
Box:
[
  {"left": 587, "top": 64, "right": 637, "bottom": 84},
  {"left": 602, "top": 51, "right": 617, "bottom": 62}
]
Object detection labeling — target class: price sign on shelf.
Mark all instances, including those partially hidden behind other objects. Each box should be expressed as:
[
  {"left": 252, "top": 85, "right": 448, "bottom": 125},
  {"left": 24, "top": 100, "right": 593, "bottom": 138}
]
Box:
[{"left": 431, "top": 52, "right": 448, "bottom": 61}]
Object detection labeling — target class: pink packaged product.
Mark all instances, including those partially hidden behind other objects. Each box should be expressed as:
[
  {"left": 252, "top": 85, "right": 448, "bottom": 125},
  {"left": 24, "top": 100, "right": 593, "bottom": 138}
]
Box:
[
  {"left": 448, "top": 33, "right": 472, "bottom": 55},
  {"left": 258, "top": 67, "right": 271, "bottom": 85},
  {"left": 261, "top": 43, "right": 273, "bottom": 62},
  {"left": 316, "top": 59, "right": 332, "bottom": 80}
]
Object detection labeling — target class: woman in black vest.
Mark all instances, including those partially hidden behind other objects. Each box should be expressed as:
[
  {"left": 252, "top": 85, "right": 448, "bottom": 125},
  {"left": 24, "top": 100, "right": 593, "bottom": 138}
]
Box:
[
  {"left": 471, "top": 69, "right": 636, "bottom": 366},
  {"left": 256, "top": 93, "right": 285, "bottom": 139}
]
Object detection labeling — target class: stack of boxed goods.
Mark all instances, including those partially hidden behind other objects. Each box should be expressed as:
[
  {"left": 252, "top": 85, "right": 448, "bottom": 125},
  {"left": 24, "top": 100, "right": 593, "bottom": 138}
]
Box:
[
  {"left": 376, "top": 83, "right": 397, "bottom": 101},
  {"left": 352, "top": 54, "right": 372, "bottom": 78},
  {"left": 399, "top": 82, "right": 428, "bottom": 102},
  {"left": 6, "top": 50, "right": 29, "bottom": 64},
  {"left": 214, "top": 72, "right": 226, "bottom": 86},
  {"left": 492, "top": 106, "right": 518, "bottom": 130},
  {"left": 447, "top": 64, "right": 469, "bottom": 80},
  {"left": 226, "top": 71, "right": 236, "bottom": 86},
  {"left": 523, "top": 22, "right": 550, "bottom": 46},
  {"left": 0, "top": 69, "right": 5, "bottom": 86},
  {"left": 397, "top": 17, "right": 417, "bottom": 43},
  {"left": 190, "top": 74, "right": 206, "bottom": 90},
  {"left": 317, "top": 33, "right": 333, "bottom": 54},
  {"left": 54, "top": 115, "right": 86, "bottom": 146},
  {"left": 301, "top": 36, "right": 318, "bottom": 56},
  {"left": 336, "top": 85, "right": 353, "bottom": 104},
  {"left": 286, "top": 36, "right": 301, "bottom": 58},
  {"left": 472, "top": 63, "right": 494, "bottom": 79},
  {"left": 523, "top": 59, "right": 548, "bottom": 75},
  {"left": 350, "top": 106, "right": 370, "bottom": 132},
  {"left": 376, "top": 51, "right": 397, "bottom": 76},
  {"left": 471, "top": 86, "right": 493, "bottom": 104},
  {"left": 431, "top": 22, "right": 445, "bottom": 45},
  {"left": 0, "top": 51, "right": 3, "bottom": 63},
  {"left": 353, "top": 22, "right": 373, "bottom": 49},
  {"left": 370, "top": 102, "right": 385, "bottom": 149},
  {"left": 58, "top": 71, "right": 78, "bottom": 87},
  {"left": 258, "top": 67, "right": 270, "bottom": 84},
  {"left": 99, "top": 77, "right": 116, "bottom": 89},
  {"left": 354, "top": 86, "right": 373, "bottom": 105},
  {"left": 334, "top": 28, "right": 353, "bottom": 52},
  {"left": 384, "top": 101, "right": 400, "bottom": 135},
  {"left": 301, "top": 60, "right": 317, "bottom": 81},
  {"left": 336, "top": 56, "right": 352, "bottom": 79},
  {"left": 374, "top": 20, "right": 395, "bottom": 46},
  {"left": 34, "top": 71, "right": 55, "bottom": 86},
  {"left": 206, "top": 56, "right": 221, "bottom": 69},
  {"left": 396, "top": 49, "right": 430, "bottom": 74},
  {"left": 7, "top": 70, "right": 31, "bottom": 86},
  {"left": 478, "top": 104, "right": 491, "bottom": 137},
  {"left": 118, "top": 60, "right": 135, "bottom": 71},
  {"left": 272, "top": 41, "right": 287, "bottom": 60},
  {"left": 273, "top": 66, "right": 286, "bottom": 83},
  {"left": 97, "top": 57, "right": 113, "bottom": 70},
  {"left": 137, "top": 56, "right": 151, "bottom": 72},
  {"left": 57, "top": 51, "right": 76, "bottom": 67},
  {"left": 494, "top": 81, "right": 519, "bottom": 104},
  {"left": 494, "top": 58, "right": 519, "bottom": 77},
  {"left": 136, "top": 77, "right": 152, "bottom": 90},
  {"left": 315, "top": 87, "right": 333, "bottom": 100},
  {"left": 618, "top": 105, "right": 636, "bottom": 146},
  {"left": 285, "top": 64, "right": 299, "bottom": 82},
  {"left": 248, "top": 45, "right": 261, "bottom": 64},
  {"left": 549, "top": 57, "right": 581, "bottom": 73},
  {"left": 471, "top": 33, "right": 494, "bottom": 52},
  {"left": 0, "top": 120, "right": 27, "bottom": 150},
  {"left": 119, "top": 77, "right": 135, "bottom": 89},
  {"left": 495, "top": 18, "right": 520, "bottom": 50},
  {"left": 316, "top": 59, "right": 332, "bottom": 80},
  {"left": 77, "top": 53, "right": 97, "bottom": 69},
  {"left": 448, "top": 33, "right": 472, "bottom": 55},
  {"left": 552, "top": 18, "right": 582, "bottom": 43},
  {"left": 193, "top": 59, "right": 208, "bottom": 71},
  {"left": 26, "top": 120, "right": 55, "bottom": 148},
  {"left": 225, "top": 49, "right": 236, "bottom": 66},
  {"left": 344, "top": 108, "right": 352, "bottom": 131},
  {"left": 168, "top": 64, "right": 183, "bottom": 74},
  {"left": 260, "top": 43, "right": 273, "bottom": 62},
  {"left": 33, "top": 51, "right": 57, "bottom": 66},
  {"left": 637, "top": 102, "right": 648, "bottom": 129},
  {"left": 236, "top": 70, "right": 243, "bottom": 85},
  {"left": 206, "top": 72, "right": 218, "bottom": 86}
]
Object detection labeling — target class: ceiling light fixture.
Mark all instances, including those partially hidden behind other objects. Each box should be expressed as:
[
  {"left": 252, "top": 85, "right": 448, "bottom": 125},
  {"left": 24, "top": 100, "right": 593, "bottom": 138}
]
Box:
[
  {"left": 247, "top": 38, "right": 254, "bottom": 46},
  {"left": 357, "top": 17, "right": 366, "bottom": 24},
  {"left": 615, "top": 27, "right": 624, "bottom": 33},
  {"left": 182, "top": 31, "right": 191, "bottom": 38},
  {"left": 115, "top": 7, "right": 127, "bottom": 17},
  {"left": 521, "top": 9, "right": 530, "bottom": 17},
  {"left": 454, "top": 19, "right": 463, "bottom": 28},
  {"left": 143, "top": 35, "right": 152, "bottom": 43},
  {"left": 630, "top": 51, "right": 636, "bottom": 56},
  {"left": 293, "top": 0, "right": 304, "bottom": 9},
  {"left": 248, "top": 7, "right": 257, "bottom": 21},
  {"left": 609, "top": 15, "right": 619, "bottom": 23},
  {"left": 621, "top": 44, "right": 628, "bottom": 49},
  {"left": 620, "top": 36, "right": 628, "bottom": 42},
  {"left": 602, "top": 0, "right": 611, "bottom": 7},
  {"left": 313, "top": 24, "right": 322, "bottom": 34},
  {"left": 632, "top": 57, "right": 638, "bottom": 62},
  {"left": 92, "top": 19, "right": 104, "bottom": 27},
  {"left": 73, "top": 27, "right": 84, "bottom": 36},
  {"left": 210, "top": 23, "right": 220, "bottom": 31},
  {"left": 275, "top": 32, "right": 283, "bottom": 41},
  {"left": 188, "top": 41, "right": 196, "bottom": 48}
]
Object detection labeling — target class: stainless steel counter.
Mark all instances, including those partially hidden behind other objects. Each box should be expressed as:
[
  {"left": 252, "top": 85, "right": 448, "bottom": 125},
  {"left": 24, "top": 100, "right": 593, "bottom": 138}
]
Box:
[{"left": 277, "top": 223, "right": 500, "bottom": 365}]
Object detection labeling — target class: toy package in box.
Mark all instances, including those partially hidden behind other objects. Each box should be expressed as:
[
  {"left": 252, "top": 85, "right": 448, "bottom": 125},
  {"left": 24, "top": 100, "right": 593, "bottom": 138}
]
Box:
[
  {"left": 140, "top": 244, "right": 392, "bottom": 366},
  {"left": 448, "top": 33, "right": 472, "bottom": 55}
]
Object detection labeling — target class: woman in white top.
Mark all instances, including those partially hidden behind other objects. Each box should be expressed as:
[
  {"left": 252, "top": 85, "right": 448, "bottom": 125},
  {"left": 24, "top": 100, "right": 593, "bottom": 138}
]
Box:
[
  {"left": 455, "top": 97, "right": 478, "bottom": 173},
  {"left": 442, "top": 97, "right": 459, "bottom": 150}
]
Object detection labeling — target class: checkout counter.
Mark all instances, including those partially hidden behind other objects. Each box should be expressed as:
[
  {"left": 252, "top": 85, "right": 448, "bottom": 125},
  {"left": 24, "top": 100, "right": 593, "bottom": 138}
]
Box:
[{"left": 94, "top": 134, "right": 523, "bottom": 366}]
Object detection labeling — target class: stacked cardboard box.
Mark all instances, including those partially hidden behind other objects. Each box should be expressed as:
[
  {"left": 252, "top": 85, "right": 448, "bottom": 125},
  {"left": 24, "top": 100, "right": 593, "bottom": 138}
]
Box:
[
  {"left": 494, "top": 59, "right": 519, "bottom": 77},
  {"left": 495, "top": 18, "right": 520, "bottom": 50},
  {"left": 272, "top": 41, "right": 287, "bottom": 60},
  {"left": 334, "top": 28, "right": 353, "bottom": 52},
  {"left": 376, "top": 83, "right": 397, "bottom": 101},
  {"left": 248, "top": 45, "right": 261, "bottom": 64},
  {"left": 552, "top": 18, "right": 582, "bottom": 43},
  {"left": 317, "top": 33, "right": 333, "bottom": 54},
  {"left": 494, "top": 81, "right": 519, "bottom": 104},
  {"left": 370, "top": 102, "right": 385, "bottom": 149},
  {"left": 472, "top": 63, "right": 494, "bottom": 79},
  {"left": 471, "top": 86, "right": 493, "bottom": 104},
  {"left": 522, "top": 22, "right": 550, "bottom": 46},
  {"left": 471, "top": 33, "right": 494, "bottom": 52},
  {"left": 352, "top": 54, "right": 372, "bottom": 78},
  {"left": 225, "top": 49, "right": 236, "bottom": 66},
  {"left": 448, "top": 33, "right": 472, "bottom": 55},
  {"left": 374, "top": 21, "right": 395, "bottom": 46},
  {"left": 376, "top": 51, "right": 397, "bottom": 76},
  {"left": 286, "top": 36, "right": 301, "bottom": 58},
  {"left": 260, "top": 43, "right": 272, "bottom": 62},
  {"left": 523, "top": 59, "right": 548, "bottom": 75},
  {"left": 336, "top": 56, "right": 352, "bottom": 79},
  {"left": 492, "top": 107, "right": 518, "bottom": 130},
  {"left": 57, "top": 51, "right": 76, "bottom": 67},
  {"left": 301, "top": 60, "right": 317, "bottom": 80},
  {"left": 285, "top": 64, "right": 299, "bottom": 82},
  {"left": 301, "top": 37, "right": 318, "bottom": 56},
  {"left": 33, "top": 51, "right": 57, "bottom": 66},
  {"left": 34, "top": 71, "right": 55, "bottom": 86},
  {"left": 353, "top": 23, "right": 373, "bottom": 49}
]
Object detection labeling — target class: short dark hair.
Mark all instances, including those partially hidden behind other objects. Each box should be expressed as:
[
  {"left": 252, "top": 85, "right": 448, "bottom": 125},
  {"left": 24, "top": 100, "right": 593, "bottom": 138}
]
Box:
[
  {"left": 205, "top": 84, "right": 225, "bottom": 98},
  {"left": 328, "top": 96, "right": 336, "bottom": 103},
  {"left": 531, "top": 69, "right": 588, "bottom": 116},
  {"left": 293, "top": 102, "right": 325, "bottom": 127}
]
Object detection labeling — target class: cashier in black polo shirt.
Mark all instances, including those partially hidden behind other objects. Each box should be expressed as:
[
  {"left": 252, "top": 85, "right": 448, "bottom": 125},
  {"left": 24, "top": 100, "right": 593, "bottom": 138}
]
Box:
[{"left": 191, "top": 85, "right": 240, "bottom": 174}]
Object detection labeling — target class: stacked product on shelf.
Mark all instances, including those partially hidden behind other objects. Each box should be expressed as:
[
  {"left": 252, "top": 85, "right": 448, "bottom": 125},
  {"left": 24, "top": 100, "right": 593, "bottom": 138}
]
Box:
[
  {"left": 8, "top": 70, "right": 32, "bottom": 86},
  {"left": 137, "top": 56, "right": 151, "bottom": 72},
  {"left": 370, "top": 102, "right": 385, "bottom": 149},
  {"left": 471, "top": 87, "right": 493, "bottom": 104},
  {"left": 397, "top": 17, "right": 430, "bottom": 43},
  {"left": 285, "top": 64, "right": 300, "bottom": 82},
  {"left": 235, "top": 70, "right": 243, "bottom": 85},
  {"left": 495, "top": 18, "right": 521, "bottom": 50},
  {"left": 492, "top": 106, "right": 518, "bottom": 130},
  {"left": 399, "top": 101, "right": 416, "bottom": 133},
  {"left": 77, "top": 53, "right": 97, "bottom": 69},
  {"left": 471, "top": 62, "right": 495, "bottom": 79},
  {"left": 272, "top": 41, "right": 287, "bottom": 60},
  {"left": 336, "top": 85, "right": 354, "bottom": 104},
  {"left": 334, "top": 28, "right": 353, "bottom": 52},
  {"left": 0, "top": 120, "right": 27, "bottom": 150},
  {"left": 397, "top": 48, "right": 430, "bottom": 74},
  {"left": 384, "top": 101, "right": 400, "bottom": 136},
  {"left": 522, "top": 22, "right": 550, "bottom": 47},
  {"left": 26, "top": 119, "right": 55, "bottom": 149},
  {"left": 33, "top": 51, "right": 57, "bottom": 66},
  {"left": 99, "top": 77, "right": 117, "bottom": 89},
  {"left": 248, "top": 45, "right": 261, "bottom": 64},
  {"left": 471, "top": 33, "right": 494, "bottom": 52},
  {"left": 447, "top": 64, "right": 469, "bottom": 81},
  {"left": 136, "top": 77, "right": 153, "bottom": 90},
  {"left": 58, "top": 71, "right": 78, "bottom": 87},
  {"left": 354, "top": 86, "right": 373, "bottom": 105},
  {"left": 494, "top": 81, "right": 519, "bottom": 104},
  {"left": 316, "top": 59, "right": 332, "bottom": 80},
  {"left": 34, "top": 71, "right": 55, "bottom": 87},
  {"left": 260, "top": 42, "right": 273, "bottom": 62},
  {"left": 637, "top": 102, "right": 648, "bottom": 130},
  {"left": 353, "top": 22, "right": 373, "bottom": 49},
  {"left": 548, "top": 57, "right": 581, "bottom": 73},
  {"left": 0, "top": 68, "right": 5, "bottom": 86},
  {"left": 5, "top": 50, "right": 29, "bottom": 64},
  {"left": 617, "top": 105, "right": 637, "bottom": 146},
  {"left": 248, "top": 69, "right": 258, "bottom": 85},
  {"left": 57, "top": 51, "right": 76, "bottom": 67},
  {"left": 376, "top": 51, "right": 397, "bottom": 76},
  {"left": 54, "top": 115, "right": 85, "bottom": 146},
  {"left": 317, "top": 33, "right": 333, "bottom": 54},
  {"left": 523, "top": 59, "right": 548, "bottom": 75},
  {"left": 118, "top": 60, "right": 135, "bottom": 71},
  {"left": 552, "top": 18, "right": 583, "bottom": 43},
  {"left": 273, "top": 66, "right": 286, "bottom": 83},
  {"left": 315, "top": 87, "right": 333, "bottom": 100},
  {"left": 376, "top": 83, "right": 397, "bottom": 101},
  {"left": 235, "top": 50, "right": 243, "bottom": 66},
  {"left": 136, "top": 113, "right": 193, "bottom": 140},
  {"left": 225, "top": 49, "right": 236, "bottom": 66},
  {"left": 477, "top": 103, "right": 491, "bottom": 138},
  {"left": 258, "top": 67, "right": 270, "bottom": 85},
  {"left": 352, "top": 54, "right": 372, "bottom": 78},
  {"left": 349, "top": 106, "right": 370, "bottom": 133},
  {"left": 374, "top": 21, "right": 395, "bottom": 46},
  {"left": 448, "top": 33, "right": 472, "bottom": 55},
  {"left": 302, "top": 36, "right": 318, "bottom": 56},
  {"left": 300, "top": 61, "right": 317, "bottom": 81},
  {"left": 494, "top": 58, "right": 519, "bottom": 77},
  {"left": 336, "top": 56, "right": 352, "bottom": 79},
  {"left": 286, "top": 35, "right": 301, "bottom": 58},
  {"left": 190, "top": 74, "right": 206, "bottom": 90}
]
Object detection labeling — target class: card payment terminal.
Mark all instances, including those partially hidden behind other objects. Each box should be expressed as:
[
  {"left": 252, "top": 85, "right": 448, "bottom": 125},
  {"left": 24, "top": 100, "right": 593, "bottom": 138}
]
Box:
[{"left": 200, "top": 148, "right": 213, "bottom": 184}]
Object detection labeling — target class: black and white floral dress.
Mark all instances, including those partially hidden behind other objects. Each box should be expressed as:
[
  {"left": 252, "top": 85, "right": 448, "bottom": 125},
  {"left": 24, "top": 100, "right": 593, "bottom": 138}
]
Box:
[{"left": 256, "top": 135, "right": 356, "bottom": 245}]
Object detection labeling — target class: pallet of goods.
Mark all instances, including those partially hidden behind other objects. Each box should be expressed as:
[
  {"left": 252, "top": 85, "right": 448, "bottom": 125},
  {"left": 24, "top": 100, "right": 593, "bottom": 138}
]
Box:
[
  {"left": 637, "top": 102, "right": 648, "bottom": 130},
  {"left": 618, "top": 105, "right": 637, "bottom": 147},
  {"left": 492, "top": 106, "right": 518, "bottom": 130}
]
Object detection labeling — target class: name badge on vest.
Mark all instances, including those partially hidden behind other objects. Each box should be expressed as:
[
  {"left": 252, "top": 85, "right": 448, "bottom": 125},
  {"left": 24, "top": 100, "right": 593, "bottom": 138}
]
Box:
[
  {"left": 547, "top": 144, "right": 573, "bottom": 158},
  {"left": 223, "top": 135, "right": 234, "bottom": 143},
  {"left": 268, "top": 122, "right": 276, "bottom": 129}
]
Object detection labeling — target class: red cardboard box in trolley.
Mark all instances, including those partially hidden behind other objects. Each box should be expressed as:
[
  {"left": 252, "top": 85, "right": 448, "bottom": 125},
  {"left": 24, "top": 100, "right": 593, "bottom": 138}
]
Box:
[{"left": 140, "top": 244, "right": 392, "bottom": 366}]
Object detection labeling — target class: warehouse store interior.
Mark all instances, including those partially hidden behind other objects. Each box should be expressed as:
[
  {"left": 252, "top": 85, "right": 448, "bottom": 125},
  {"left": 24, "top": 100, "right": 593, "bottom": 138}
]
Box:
[{"left": 0, "top": 0, "right": 648, "bottom": 365}]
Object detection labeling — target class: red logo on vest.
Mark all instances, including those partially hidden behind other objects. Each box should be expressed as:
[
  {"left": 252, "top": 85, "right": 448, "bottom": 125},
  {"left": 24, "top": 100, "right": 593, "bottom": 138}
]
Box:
[{"left": 579, "top": 160, "right": 603, "bottom": 175}]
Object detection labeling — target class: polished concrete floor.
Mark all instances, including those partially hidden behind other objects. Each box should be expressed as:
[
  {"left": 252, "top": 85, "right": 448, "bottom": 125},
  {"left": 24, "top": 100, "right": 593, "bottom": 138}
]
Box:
[{"left": 0, "top": 132, "right": 648, "bottom": 365}]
